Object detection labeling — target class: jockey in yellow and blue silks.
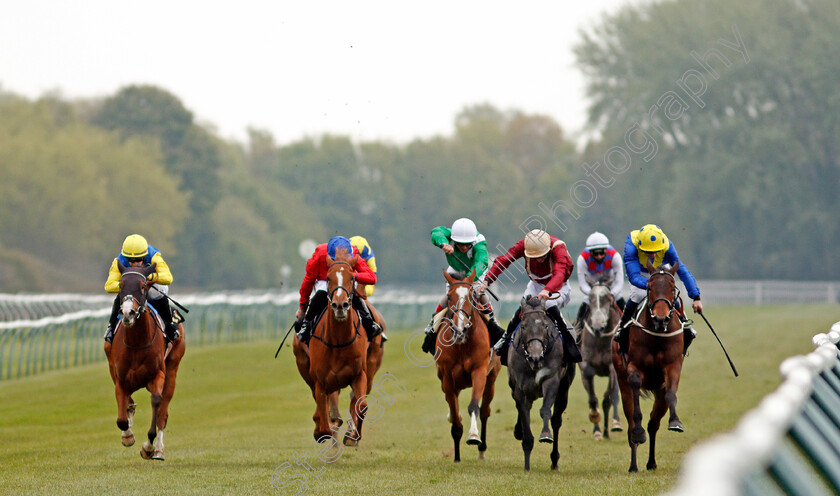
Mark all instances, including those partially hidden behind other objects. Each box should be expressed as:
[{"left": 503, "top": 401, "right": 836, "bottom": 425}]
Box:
[
  {"left": 614, "top": 224, "right": 702, "bottom": 356},
  {"left": 350, "top": 236, "right": 377, "bottom": 297},
  {"left": 104, "top": 234, "right": 180, "bottom": 343}
]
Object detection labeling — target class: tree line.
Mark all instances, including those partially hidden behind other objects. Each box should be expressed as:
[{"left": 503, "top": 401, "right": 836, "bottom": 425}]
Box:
[{"left": 0, "top": 0, "right": 837, "bottom": 293}]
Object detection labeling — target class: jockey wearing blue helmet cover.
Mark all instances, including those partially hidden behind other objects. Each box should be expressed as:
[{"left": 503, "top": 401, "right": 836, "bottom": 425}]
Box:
[{"left": 327, "top": 236, "right": 353, "bottom": 258}]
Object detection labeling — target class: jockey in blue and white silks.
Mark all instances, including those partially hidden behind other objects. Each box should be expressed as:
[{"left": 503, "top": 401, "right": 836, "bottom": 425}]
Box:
[{"left": 614, "top": 224, "right": 703, "bottom": 356}]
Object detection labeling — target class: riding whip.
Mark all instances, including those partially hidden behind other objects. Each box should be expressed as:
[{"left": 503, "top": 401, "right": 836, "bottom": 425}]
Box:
[
  {"left": 698, "top": 311, "right": 738, "bottom": 377},
  {"left": 274, "top": 321, "right": 297, "bottom": 358},
  {"left": 150, "top": 286, "right": 189, "bottom": 313},
  {"left": 449, "top": 254, "right": 499, "bottom": 301}
]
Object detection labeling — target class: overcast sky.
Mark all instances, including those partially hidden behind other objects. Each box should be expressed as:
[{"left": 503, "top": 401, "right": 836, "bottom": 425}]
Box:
[{"left": 0, "top": 1, "right": 635, "bottom": 146}]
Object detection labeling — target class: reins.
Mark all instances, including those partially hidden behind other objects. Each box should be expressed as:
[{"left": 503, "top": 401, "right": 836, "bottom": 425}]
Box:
[{"left": 118, "top": 271, "right": 161, "bottom": 350}]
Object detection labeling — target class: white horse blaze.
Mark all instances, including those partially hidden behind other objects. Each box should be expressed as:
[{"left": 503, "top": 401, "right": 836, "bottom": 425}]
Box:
[
  {"left": 121, "top": 299, "right": 133, "bottom": 315},
  {"left": 335, "top": 272, "right": 344, "bottom": 298},
  {"left": 469, "top": 411, "right": 480, "bottom": 439}
]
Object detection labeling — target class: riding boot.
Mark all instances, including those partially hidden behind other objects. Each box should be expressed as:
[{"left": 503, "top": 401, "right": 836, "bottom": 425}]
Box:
[
  {"left": 104, "top": 295, "right": 120, "bottom": 343},
  {"left": 547, "top": 306, "right": 582, "bottom": 363},
  {"left": 480, "top": 309, "right": 506, "bottom": 346},
  {"left": 297, "top": 291, "right": 329, "bottom": 344},
  {"left": 421, "top": 315, "right": 437, "bottom": 355},
  {"left": 151, "top": 298, "right": 179, "bottom": 342},
  {"left": 355, "top": 298, "right": 382, "bottom": 341},
  {"left": 493, "top": 308, "right": 522, "bottom": 366},
  {"left": 614, "top": 300, "right": 639, "bottom": 355},
  {"left": 678, "top": 313, "right": 697, "bottom": 356}
]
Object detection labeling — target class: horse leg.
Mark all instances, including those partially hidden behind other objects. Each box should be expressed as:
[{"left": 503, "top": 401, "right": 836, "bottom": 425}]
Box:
[
  {"left": 115, "top": 383, "right": 134, "bottom": 447},
  {"left": 646, "top": 389, "right": 669, "bottom": 471},
  {"left": 665, "top": 364, "right": 684, "bottom": 432},
  {"left": 442, "top": 377, "right": 463, "bottom": 463},
  {"left": 141, "top": 370, "right": 166, "bottom": 460},
  {"left": 465, "top": 367, "right": 488, "bottom": 446},
  {"left": 328, "top": 392, "right": 342, "bottom": 428},
  {"left": 477, "top": 370, "right": 497, "bottom": 459},
  {"left": 539, "top": 376, "right": 561, "bottom": 444},
  {"left": 312, "top": 383, "right": 331, "bottom": 441},
  {"left": 344, "top": 371, "right": 368, "bottom": 447},
  {"left": 513, "top": 393, "right": 534, "bottom": 472},
  {"left": 550, "top": 369, "right": 574, "bottom": 471},
  {"left": 580, "top": 362, "right": 601, "bottom": 439},
  {"left": 609, "top": 365, "right": 623, "bottom": 433}
]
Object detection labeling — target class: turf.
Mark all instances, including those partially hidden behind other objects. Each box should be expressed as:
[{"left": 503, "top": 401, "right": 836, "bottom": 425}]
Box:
[{"left": 0, "top": 304, "right": 836, "bottom": 495}]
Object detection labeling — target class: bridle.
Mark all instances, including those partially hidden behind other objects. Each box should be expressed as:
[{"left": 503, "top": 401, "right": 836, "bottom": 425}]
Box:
[
  {"left": 444, "top": 281, "right": 479, "bottom": 342},
  {"left": 515, "top": 305, "right": 558, "bottom": 364},
  {"left": 118, "top": 270, "right": 157, "bottom": 350},
  {"left": 327, "top": 261, "right": 356, "bottom": 303},
  {"left": 647, "top": 269, "right": 680, "bottom": 325},
  {"left": 585, "top": 282, "right": 617, "bottom": 338}
]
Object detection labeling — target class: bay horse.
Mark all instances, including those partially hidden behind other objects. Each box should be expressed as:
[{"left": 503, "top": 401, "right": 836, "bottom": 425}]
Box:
[
  {"left": 308, "top": 249, "right": 375, "bottom": 446},
  {"left": 293, "top": 282, "right": 385, "bottom": 432},
  {"left": 434, "top": 269, "right": 501, "bottom": 463},
  {"left": 103, "top": 262, "right": 185, "bottom": 460},
  {"left": 577, "top": 273, "right": 622, "bottom": 440},
  {"left": 507, "top": 296, "right": 575, "bottom": 471},
  {"left": 612, "top": 262, "right": 685, "bottom": 472}
]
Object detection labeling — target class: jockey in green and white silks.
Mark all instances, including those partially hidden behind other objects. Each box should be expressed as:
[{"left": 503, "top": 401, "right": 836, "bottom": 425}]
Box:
[
  {"left": 421, "top": 218, "right": 505, "bottom": 355},
  {"left": 614, "top": 224, "right": 703, "bottom": 356}
]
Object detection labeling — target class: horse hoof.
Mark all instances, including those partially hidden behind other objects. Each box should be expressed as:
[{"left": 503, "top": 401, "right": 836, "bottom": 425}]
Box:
[
  {"left": 152, "top": 451, "right": 165, "bottom": 461},
  {"left": 343, "top": 437, "right": 359, "bottom": 447},
  {"left": 647, "top": 462, "right": 657, "bottom": 470},
  {"left": 121, "top": 434, "right": 135, "bottom": 447},
  {"left": 478, "top": 451, "right": 485, "bottom": 460},
  {"left": 140, "top": 447, "right": 153, "bottom": 460},
  {"left": 539, "top": 434, "right": 553, "bottom": 444},
  {"left": 668, "top": 421, "right": 684, "bottom": 433},
  {"left": 466, "top": 435, "right": 481, "bottom": 446},
  {"left": 610, "top": 420, "right": 623, "bottom": 432},
  {"left": 593, "top": 431, "right": 603, "bottom": 441},
  {"left": 589, "top": 409, "right": 602, "bottom": 424}
]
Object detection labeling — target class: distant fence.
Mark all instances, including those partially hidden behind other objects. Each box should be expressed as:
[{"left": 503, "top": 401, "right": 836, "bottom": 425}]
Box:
[
  {"left": 667, "top": 321, "right": 840, "bottom": 496},
  {"left": 0, "top": 281, "right": 837, "bottom": 381}
]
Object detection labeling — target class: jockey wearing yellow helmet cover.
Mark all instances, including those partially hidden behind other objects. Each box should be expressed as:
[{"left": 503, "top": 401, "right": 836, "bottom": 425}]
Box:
[
  {"left": 615, "top": 224, "right": 702, "bottom": 356},
  {"left": 103, "top": 234, "right": 179, "bottom": 344},
  {"left": 350, "top": 236, "right": 377, "bottom": 297}
]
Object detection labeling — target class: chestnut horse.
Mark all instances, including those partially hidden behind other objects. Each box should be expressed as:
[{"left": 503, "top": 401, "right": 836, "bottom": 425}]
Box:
[
  {"left": 308, "top": 250, "right": 375, "bottom": 446},
  {"left": 612, "top": 262, "right": 685, "bottom": 472},
  {"left": 434, "top": 269, "right": 501, "bottom": 462},
  {"left": 293, "top": 282, "right": 385, "bottom": 432},
  {"left": 104, "top": 262, "right": 185, "bottom": 460},
  {"left": 507, "top": 296, "right": 575, "bottom": 471},
  {"left": 577, "top": 273, "right": 622, "bottom": 440}
]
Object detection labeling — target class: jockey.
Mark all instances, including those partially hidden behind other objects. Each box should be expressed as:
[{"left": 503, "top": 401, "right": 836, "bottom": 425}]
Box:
[
  {"left": 421, "top": 218, "right": 505, "bottom": 355},
  {"left": 614, "top": 224, "right": 702, "bottom": 356},
  {"left": 349, "top": 235, "right": 387, "bottom": 342},
  {"left": 349, "top": 235, "right": 377, "bottom": 297},
  {"left": 575, "top": 231, "right": 626, "bottom": 324},
  {"left": 104, "top": 234, "right": 180, "bottom": 343},
  {"left": 295, "top": 236, "right": 381, "bottom": 344},
  {"left": 480, "top": 229, "right": 582, "bottom": 365}
]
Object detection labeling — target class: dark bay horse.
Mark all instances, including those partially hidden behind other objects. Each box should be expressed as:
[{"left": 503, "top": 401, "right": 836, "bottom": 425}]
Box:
[
  {"left": 308, "top": 250, "right": 377, "bottom": 446},
  {"left": 104, "top": 262, "right": 185, "bottom": 460},
  {"left": 612, "top": 262, "right": 685, "bottom": 472},
  {"left": 507, "top": 296, "right": 575, "bottom": 471},
  {"left": 293, "top": 282, "right": 385, "bottom": 432},
  {"left": 577, "top": 273, "right": 622, "bottom": 440},
  {"left": 434, "top": 269, "right": 501, "bottom": 462}
]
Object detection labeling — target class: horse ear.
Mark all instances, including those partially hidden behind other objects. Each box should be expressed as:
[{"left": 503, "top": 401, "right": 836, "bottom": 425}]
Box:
[
  {"left": 327, "top": 253, "right": 334, "bottom": 264},
  {"left": 520, "top": 296, "right": 528, "bottom": 308},
  {"left": 349, "top": 255, "right": 359, "bottom": 268},
  {"left": 443, "top": 269, "right": 455, "bottom": 284},
  {"left": 606, "top": 272, "right": 616, "bottom": 285},
  {"left": 584, "top": 273, "right": 595, "bottom": 285},
  {"left": 646, "top": 260, "right": 656, "bottom": 273},
  {"left": 118, "top": 261, "right": 127, "bottom": 273},
  {"left": 149, "top": 262, "right": 157, "bottom": 273},
  {"left": 670, "top": 260, "right": 679, "bottom": 274},
  {"left": 466, "top": 268, "right": 476, "bottom": 282}
]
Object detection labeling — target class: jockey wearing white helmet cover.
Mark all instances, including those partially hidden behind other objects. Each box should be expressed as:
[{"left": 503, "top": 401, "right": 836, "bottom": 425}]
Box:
[{"left": 575, "top": 232, "right": 626, "bottom": 324}]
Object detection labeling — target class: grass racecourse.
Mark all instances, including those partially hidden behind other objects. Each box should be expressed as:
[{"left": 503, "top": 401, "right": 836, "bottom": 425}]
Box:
[{"left": 1, "top": 304, "right": 837, "bottom": 495}]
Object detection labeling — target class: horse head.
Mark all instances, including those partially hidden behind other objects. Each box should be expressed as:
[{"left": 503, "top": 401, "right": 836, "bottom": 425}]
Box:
[
  {"left": 117, "top": 261, "right": 156, "bottom": 328},
  {"left": 518, "top": 296, "right": 553, "bottom": 370},
  {"left": 443, "top": 268, "right": 477, "bottom": 345},
  {"left": 326, "top": 249, "right": 357, "bottom": 321},
  {"left": 645, "top": 261, "right": 680, "bottom": 332},
  {"left": 585, "top": 272, "right": 616, "bottom": 335}
]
